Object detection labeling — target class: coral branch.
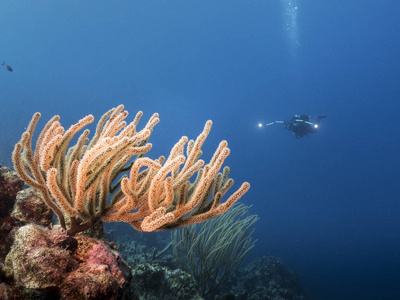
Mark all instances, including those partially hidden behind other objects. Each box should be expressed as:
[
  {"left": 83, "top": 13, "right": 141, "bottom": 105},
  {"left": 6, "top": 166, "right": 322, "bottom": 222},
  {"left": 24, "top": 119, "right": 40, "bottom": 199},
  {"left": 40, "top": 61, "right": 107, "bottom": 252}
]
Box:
[{"left": 12, "top": 105, "right": 250, "bottom": 235}]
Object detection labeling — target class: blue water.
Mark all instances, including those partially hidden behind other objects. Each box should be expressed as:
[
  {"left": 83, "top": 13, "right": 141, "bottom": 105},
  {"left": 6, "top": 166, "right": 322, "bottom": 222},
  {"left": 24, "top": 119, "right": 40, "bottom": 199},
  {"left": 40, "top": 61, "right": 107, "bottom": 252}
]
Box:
[{"left": 1, "top": 1, "right": 400, "bottom": 299}]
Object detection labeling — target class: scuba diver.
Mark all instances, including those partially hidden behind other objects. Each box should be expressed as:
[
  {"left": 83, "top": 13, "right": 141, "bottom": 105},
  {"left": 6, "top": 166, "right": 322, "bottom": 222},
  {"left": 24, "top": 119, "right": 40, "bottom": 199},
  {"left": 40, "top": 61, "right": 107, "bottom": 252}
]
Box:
[{"left": 259, "top": 115, "right": 326, "bottom": 138}]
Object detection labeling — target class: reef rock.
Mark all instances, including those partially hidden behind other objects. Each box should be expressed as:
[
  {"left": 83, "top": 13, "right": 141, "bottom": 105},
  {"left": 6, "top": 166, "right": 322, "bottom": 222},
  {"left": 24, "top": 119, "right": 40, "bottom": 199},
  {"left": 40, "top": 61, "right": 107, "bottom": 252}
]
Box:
[
  {"left": 4, "top": 224, "right": 131, "bottom": 299},
  {"left": 222, "top": 256, "right": 309, "bottom": 300},
  {"left": 0, "top": 282, "right": 13, "bottom": 300},
  {"left": 0, "top": 165, "right": 24, "bottom": 207},
  {"left": 0, "top": 165, "right": 23, "bottom": 262},
  {"left": 11, "top": 187, "right": 53, "bottom": 226},
  {"left": 130, "top": 263, "right": 203, "bottom": 300}
]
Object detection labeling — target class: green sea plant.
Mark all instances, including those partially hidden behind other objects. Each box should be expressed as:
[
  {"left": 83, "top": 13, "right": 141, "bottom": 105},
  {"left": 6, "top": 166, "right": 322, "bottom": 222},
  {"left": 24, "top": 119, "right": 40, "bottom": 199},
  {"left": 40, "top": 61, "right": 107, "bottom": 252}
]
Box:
[{"left": 171, "top": 203, "right": 258, "bottom": 297}]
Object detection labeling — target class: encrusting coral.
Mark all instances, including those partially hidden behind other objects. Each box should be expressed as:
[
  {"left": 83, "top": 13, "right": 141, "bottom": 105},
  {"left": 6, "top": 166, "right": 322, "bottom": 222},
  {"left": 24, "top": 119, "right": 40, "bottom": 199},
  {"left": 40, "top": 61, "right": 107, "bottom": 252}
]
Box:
[
  {"left": 5, "top": 224, "right": 131, "bottom": 299},
  {"left": 12, "top": 104, "right": 250, "bottom": 235},
  {"left": 0, "top": 165, "right": 24, "bottom": 261}
]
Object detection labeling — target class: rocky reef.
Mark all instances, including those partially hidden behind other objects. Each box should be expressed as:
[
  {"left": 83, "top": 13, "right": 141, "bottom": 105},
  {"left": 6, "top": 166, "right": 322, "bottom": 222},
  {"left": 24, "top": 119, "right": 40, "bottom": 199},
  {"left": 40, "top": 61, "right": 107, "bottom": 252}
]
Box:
[
  {"left": 3, "top": 224, "right": 131, "bottom": 299},
  {"left": 0, "top": 165, "right": 23, "bottom": 262},
  {"left": 0, "top": 163, "right": 200, "bottom": 300},
  {"left": 215, "top": 256, "right": 309, "bottom": 300},
  {"left": 0, "top": 163, "right": 309, "bottom": 299},
  {"left": 129, "top": 263, "right": 203, "bottom": 300},
  {"left": 11, "top": 187, "right": 53, "bottom": 227}
]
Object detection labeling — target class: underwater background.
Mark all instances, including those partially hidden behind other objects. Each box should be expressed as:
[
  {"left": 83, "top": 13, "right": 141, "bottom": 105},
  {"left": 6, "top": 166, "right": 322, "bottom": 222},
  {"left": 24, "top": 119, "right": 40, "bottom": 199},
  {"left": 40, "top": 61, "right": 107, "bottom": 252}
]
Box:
[{"left": 1, "top": 1, "right": 399, "bottom": 299}]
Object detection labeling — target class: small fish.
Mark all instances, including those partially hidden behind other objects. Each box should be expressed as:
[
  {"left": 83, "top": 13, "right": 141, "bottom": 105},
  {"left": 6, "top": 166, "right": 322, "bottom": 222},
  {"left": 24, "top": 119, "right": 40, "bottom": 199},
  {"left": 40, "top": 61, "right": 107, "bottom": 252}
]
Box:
[{"left": 2, "top": 62, "right": 13, "bottom": 72}]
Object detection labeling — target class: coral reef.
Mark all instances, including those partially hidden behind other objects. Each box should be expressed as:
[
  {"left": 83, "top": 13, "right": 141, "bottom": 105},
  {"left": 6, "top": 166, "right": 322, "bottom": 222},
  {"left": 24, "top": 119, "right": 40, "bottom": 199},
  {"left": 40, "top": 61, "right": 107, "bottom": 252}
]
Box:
[
  {"left": 128, "top": 263, "right": 203, "bottom": 300},
  {"left": 11, "top": 187, "right": 53, "bottom": 226},
  {"left": 3, "top": 224, "right": 131, "bottom": 299},
  {"left": 0, "top": 166, "right": 23, "bottom": 207},
  {"left": 219, "top": 256, "right": 309, "bottom": 300},
  {"left": 1, "top": 105, "right": 256, "bottom": 298},
  {"left": 0, "top": 165, "right": 23, "bottom": 262},
  {"left": 117, "top": 239, "right": 173, "bottom": 269},
  {"left": 0, "top": 160, "right": 310, "bottom": 300}
]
